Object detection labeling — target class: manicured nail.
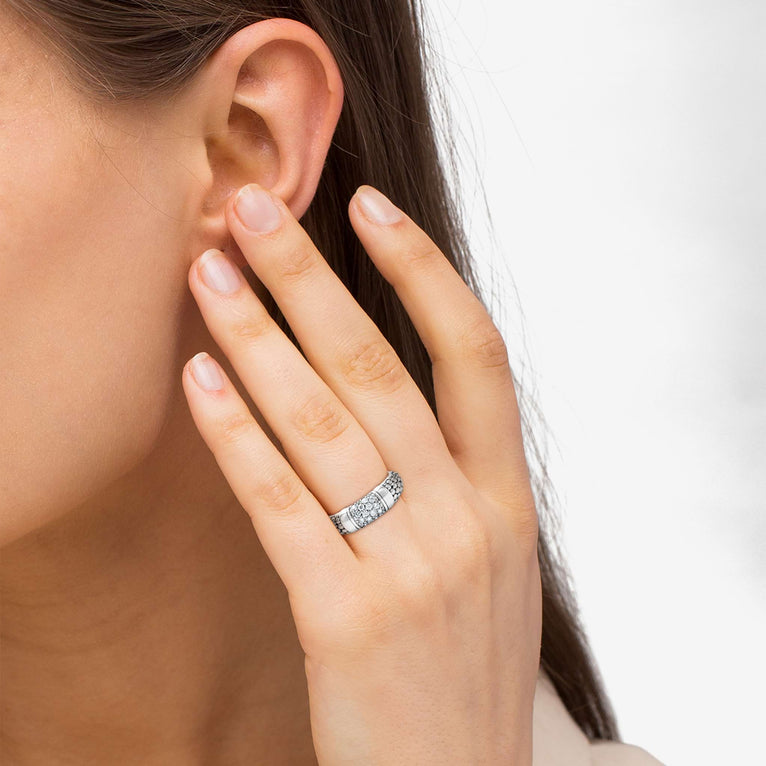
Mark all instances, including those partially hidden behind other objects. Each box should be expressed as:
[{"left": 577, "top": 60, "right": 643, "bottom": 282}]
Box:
[
  {"left": 198, "top": 249, "right": 242, "bottom": 294},
  {"left": 234, "top": 184, "right": 282, "bottom": 233},
  {"left": 354, "top": 185, "right": 404, "bottom": 225},
  {"left": 190, "top": 352, "right": 225, "bottom": 392}
]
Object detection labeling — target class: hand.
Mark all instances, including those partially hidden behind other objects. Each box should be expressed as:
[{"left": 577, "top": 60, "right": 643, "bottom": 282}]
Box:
[{"left": 182, "top": 182, "right": 543, "bottom": 765}]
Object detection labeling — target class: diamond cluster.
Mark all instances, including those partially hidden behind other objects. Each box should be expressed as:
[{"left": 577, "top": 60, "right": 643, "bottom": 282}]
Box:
[
  {"left": 330, "top": 471, "right": 403, "bottom": 535},
  {"left": 348, "top": 492, "right": 386, "bottom": 528}
]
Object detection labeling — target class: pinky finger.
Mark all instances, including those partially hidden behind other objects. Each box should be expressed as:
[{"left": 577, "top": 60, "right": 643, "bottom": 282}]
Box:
[{"left": 182, "top": 352, "right": 358, "bottom": 601}]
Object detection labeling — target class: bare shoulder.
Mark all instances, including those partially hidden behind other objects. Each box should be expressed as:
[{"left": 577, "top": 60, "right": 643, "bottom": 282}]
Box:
[
  {"left": 532, "top": 669, "right": 666, "bottom": 766},
  {"left": 590, "top": 741, "right": 666, "bottom": 766}
]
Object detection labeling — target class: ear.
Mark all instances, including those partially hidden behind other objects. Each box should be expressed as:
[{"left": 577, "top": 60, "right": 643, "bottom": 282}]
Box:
[{"left": 188, "top": 18, "right": 344, "bottom": 267}]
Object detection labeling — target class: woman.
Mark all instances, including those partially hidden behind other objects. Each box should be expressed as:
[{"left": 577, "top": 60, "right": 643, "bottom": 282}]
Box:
[{"left": 0, "top": 1, "right": 665, "bottom": 763}]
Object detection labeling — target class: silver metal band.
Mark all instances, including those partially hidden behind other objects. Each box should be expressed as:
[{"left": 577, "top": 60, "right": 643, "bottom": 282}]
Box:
[{"left": 328, "top": 470, "right": 404, "bottom": 535}]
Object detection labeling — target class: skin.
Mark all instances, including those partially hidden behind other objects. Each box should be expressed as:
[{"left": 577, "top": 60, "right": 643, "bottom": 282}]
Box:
[{"left": 0, "top": 9, "right": 542, "bottom": 765}]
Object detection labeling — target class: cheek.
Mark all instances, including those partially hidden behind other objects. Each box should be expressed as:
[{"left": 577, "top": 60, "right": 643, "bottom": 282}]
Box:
[{"left": 0, "top": 117, "right": 193, "bottom": 546}]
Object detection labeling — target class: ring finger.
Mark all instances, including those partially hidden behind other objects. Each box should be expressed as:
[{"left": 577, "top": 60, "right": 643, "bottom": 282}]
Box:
[{"left": 188, "top": 247, "right": 418, "bottom": 561}]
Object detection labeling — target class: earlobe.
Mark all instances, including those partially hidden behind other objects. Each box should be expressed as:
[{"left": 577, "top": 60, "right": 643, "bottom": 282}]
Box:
[{"left": 196, "top": 18, "right": 344, "bottom": 258}]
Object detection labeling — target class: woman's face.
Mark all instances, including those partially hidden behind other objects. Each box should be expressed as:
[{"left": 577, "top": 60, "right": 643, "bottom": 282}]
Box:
[{"left": 0, "top": 11, "right": 230, "bottom": 545}]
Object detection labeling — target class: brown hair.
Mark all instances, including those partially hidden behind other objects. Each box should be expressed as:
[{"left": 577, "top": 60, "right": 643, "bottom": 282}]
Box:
[{"left": 5, "top": 0, "right": 621, "bottom": 742}]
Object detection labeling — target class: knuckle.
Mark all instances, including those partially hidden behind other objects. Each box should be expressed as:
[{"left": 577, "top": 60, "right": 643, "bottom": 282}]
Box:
[
  {"left": 217, "top": 410, "right": 258, "bottom": 448},
  {"left": 277, "top": 243, "right": 319, "bottom": 285},
  {"left": 252, "top": 469, "right": 305, "bottom": 515},
  {"left": 513, "top": 494, "right": 541, "bottom": 553},
  {"left": 338, "top": 336, "right": 409, "bottom": 395},
  {"left": 229, "top": 309, "right": 273, "bottom": 346},
  {"left": 489, "top": 479, "right": 540, "bottom": 559},
  {"left": 292, "top": 392, "right": 352, "bottom": 445},
  {"left": 450, "top": 514, "right": 494, "bottom": 582},
  {"left": 399, "top": 237, "right": 443, "bottom": 272},
  {"left": 457, "top": 315, "right": 510, "bottom": 371},
  {"left": 395, "top": 553, "right": 442, "bottom": 613}
]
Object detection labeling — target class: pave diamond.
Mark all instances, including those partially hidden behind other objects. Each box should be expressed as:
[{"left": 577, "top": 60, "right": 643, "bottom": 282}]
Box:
[
  {"left": 330, "top": 471, "right": 404, "bottom": 534},
  {"left": 348, "top": 492, "right": 386, "bottom": 527}
]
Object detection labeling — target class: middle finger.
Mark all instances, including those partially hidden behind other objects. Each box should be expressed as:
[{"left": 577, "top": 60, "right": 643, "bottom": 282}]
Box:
[{"left": 225, "top": 183, "right": 457, "bottom": 499}]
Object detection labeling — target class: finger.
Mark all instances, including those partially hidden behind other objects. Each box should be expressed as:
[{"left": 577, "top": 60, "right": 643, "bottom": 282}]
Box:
[
  {"left": 188, "top": 247, "right": 418, "bottom": 562},
  {"left": 348, "top": 186, "right": 532, "bottom": 510},
  {"left": 224, "top": 184, "right": 459, "bottom": 521},
  {"left": 181, "top": 350, "right": 359, "bottom": 600}
]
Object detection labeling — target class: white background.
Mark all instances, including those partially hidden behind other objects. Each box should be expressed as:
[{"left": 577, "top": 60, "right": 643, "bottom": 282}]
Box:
[{"left": 424, "top": 2, "right": 765, "bottom": 764}]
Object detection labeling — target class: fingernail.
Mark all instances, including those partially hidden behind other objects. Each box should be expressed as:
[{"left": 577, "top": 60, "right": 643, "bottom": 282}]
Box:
[
  {"left": 190, "top": 352, "right": 225, "bottom": 392},
  {"left": 234, "top": 184, "right": 282, "bottom": 233},
  {"left": 198, "top": 249, "right": 242, "bottom": 294},
  {"left": 354, "top": 185, "right": 404, "bottom": 225}
]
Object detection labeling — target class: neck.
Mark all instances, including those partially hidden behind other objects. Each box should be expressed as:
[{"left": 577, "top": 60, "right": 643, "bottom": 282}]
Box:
[{"left": 0, "top": 366, "right": 316, "bottom": 765}]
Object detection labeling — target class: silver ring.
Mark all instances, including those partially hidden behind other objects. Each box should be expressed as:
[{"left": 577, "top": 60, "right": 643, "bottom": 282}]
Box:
[{"left": 328, "top": 471, "right": 404, "bottom": 535}]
